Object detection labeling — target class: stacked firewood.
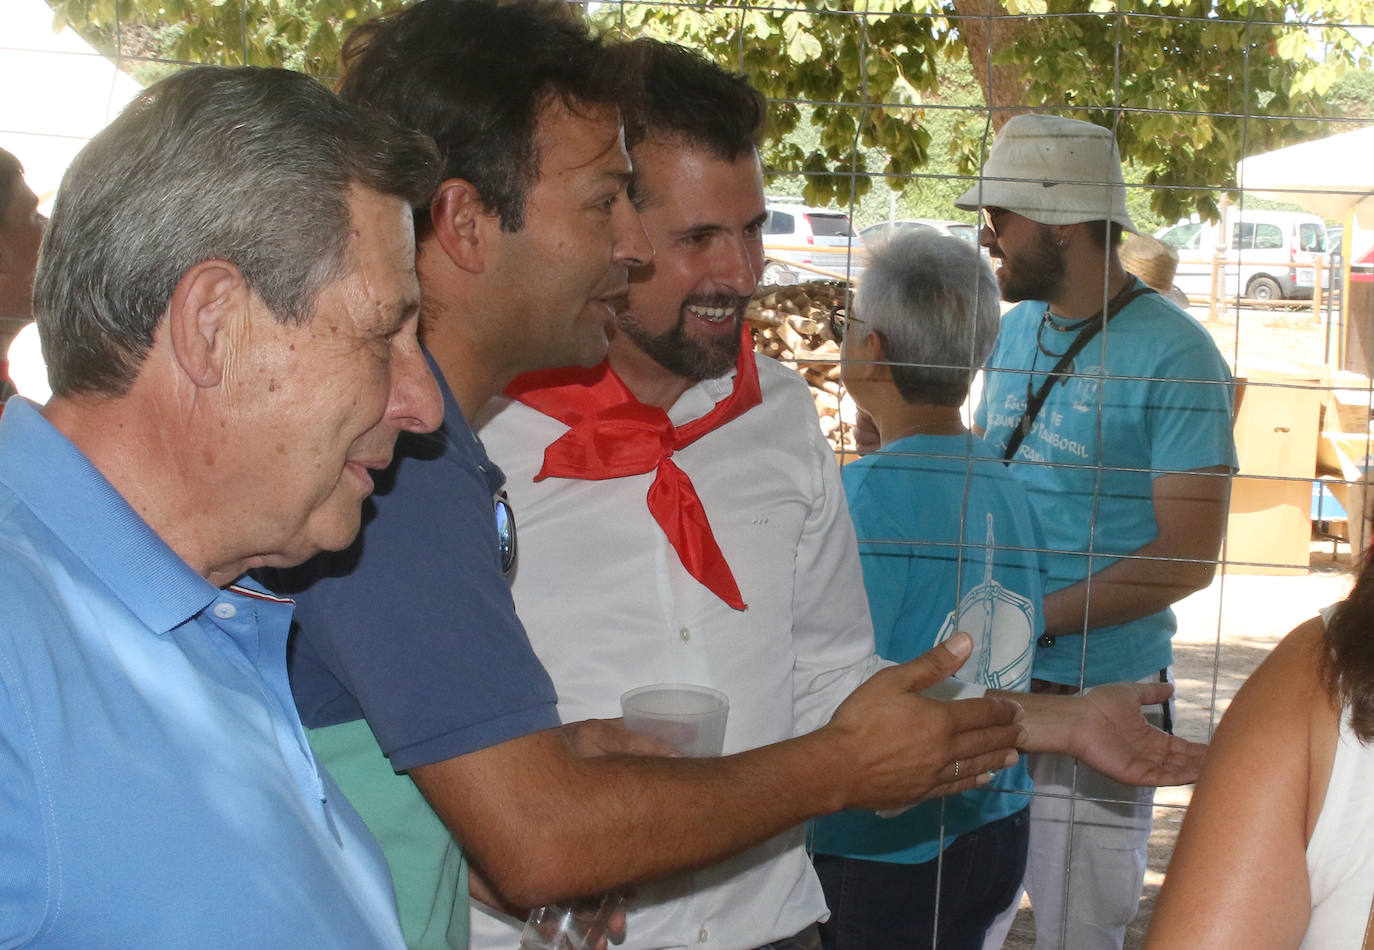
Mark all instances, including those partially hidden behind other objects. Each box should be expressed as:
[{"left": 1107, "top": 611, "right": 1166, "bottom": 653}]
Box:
[{"left": 745, "top": 280, "right": 855, "bottom": 454}]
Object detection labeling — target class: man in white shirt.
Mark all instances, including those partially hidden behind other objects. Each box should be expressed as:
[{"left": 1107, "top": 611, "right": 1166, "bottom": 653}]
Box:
[{"left": 474, "top": 41, "right": 1205, "bottom": 950}]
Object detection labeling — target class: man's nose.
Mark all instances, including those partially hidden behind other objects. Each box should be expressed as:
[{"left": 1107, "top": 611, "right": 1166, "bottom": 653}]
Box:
[
  {"left": 717, "top": 237, "right": 760, "bottom": 297},
  {"left": 390, "top": 340, "right": 443, "bottom": 434},
  {"left": 613, "top": 198, "right": 654, "bottom": 268}
]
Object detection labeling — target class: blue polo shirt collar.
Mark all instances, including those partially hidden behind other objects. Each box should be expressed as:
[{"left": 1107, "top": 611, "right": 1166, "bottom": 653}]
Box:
[{"left": 0, "top": 398, "right": 217, "bottom": 634}]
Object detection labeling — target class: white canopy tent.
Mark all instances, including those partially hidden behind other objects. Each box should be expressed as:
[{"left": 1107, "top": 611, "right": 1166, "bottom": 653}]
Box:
[
  {"left": 1236, "top": 125, "right": 1374, "bottom": 232},
  {"left": 0, "top": 0, "right": 143, "bottom": 210}
]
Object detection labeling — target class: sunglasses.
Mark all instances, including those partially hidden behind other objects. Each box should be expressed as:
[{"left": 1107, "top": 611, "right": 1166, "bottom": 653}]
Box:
[
  {"left": 829, "top": 310, "right": 863, "bottom": 343},
  {"left": 980, "top": 206, "right": 1012, "bottom": 238},
  {"left": 494, "top": 490, "right": 517, "bottom": 579}
]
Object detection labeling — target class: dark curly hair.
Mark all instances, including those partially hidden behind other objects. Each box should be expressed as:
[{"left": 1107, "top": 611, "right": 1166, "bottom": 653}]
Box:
[
  {"left": 1322, "top": 552, "right": 1374, "bottom": 742},
  {"left": 338, "top": 0, "right": 618, "bottom": 233},
  {"left": 610, "top": 38, "right": 764, "bottom": 159}
]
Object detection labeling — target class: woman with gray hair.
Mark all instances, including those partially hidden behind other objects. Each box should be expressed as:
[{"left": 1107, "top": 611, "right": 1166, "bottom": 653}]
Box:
[{"left": 809, "top": 229, "right": 1047, "bottom": 949}]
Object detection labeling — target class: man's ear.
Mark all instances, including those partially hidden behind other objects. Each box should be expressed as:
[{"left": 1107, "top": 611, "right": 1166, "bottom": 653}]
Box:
[
  {"left": 850, "top": 325, "right": 888, "bottom": 363},
  {"left": 430, "top": 178, "right": 498, "bottom": 275},
  {"left": 842, "top": 326, "right": 890, "bottom": 384},
  {"left": 167, "top": 260, "right": 248, "bottom": 388}
]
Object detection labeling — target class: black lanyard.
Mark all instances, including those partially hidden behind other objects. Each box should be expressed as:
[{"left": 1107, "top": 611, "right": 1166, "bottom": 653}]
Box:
[{"left": 1001, "top": 286, "right": 1154, "bottom": 461}]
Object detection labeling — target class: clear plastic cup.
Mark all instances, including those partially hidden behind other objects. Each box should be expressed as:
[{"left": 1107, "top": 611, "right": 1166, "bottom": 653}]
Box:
[
  {"left": 519, "top": 894, "right": 622, "bottom": 950},
  {"left": 619, "top": 683, "right": 729, "bottom": 757}
]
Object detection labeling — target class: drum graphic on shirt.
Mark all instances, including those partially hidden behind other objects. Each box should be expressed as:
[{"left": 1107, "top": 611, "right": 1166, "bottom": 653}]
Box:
[{"left": 933, "top": 514, "right": 1035, "bottom": 691}]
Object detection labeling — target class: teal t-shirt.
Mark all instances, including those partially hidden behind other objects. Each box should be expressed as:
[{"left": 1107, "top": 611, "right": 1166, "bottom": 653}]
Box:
[
  {"left": 310, "top": 720, "right": 468, "bottom": 950},
  {"left": 809, "top": 433, "right": 1041, "bottom": 865},
  {"left": 974, "top": 283, "right": 1236, "bottom": 685}
]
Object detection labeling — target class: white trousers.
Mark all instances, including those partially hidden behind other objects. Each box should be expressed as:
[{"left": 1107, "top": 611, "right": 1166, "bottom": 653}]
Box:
[{"left": 982, "top": 669, "right": 1170, "bottom": 950}]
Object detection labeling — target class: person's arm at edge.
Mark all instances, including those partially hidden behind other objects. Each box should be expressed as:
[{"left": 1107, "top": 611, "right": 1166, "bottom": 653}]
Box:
[
  {"left": 987, "top": 680, "right": 1205, "bottom": 786},
  {"left": 1041, "top": 466, "right": 1230, "bottom": 637},
  {"left": 410, "top": 632, "right": 1026, "bottom": 908},
  {"left": 1143, "top": 617, "right": 1336, "bottom": 949}
]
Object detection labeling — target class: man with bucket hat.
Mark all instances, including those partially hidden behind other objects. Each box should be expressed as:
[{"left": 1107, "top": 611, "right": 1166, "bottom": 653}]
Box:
[{"left": 958, "top": 114, "right": 1237, "bottom": 949}]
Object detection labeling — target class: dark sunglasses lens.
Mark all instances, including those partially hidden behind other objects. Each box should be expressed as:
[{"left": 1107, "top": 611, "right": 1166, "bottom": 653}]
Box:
[
  {"left": 829, "top": 312, "right": 846, "bottom": 342},
  {"left": 495, "top": 494, "right": 517, "bottom": 577}
]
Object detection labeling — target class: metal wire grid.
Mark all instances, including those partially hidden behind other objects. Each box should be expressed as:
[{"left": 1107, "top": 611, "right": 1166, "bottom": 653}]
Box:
[{"left": 5, "top": 1, "right": 1373, "bottom": 945}]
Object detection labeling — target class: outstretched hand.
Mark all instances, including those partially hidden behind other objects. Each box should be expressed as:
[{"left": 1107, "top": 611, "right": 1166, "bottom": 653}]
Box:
[
  {"left": 1070, "top": 681, "right": 1206, "bottom": 787},
  {"left": 824, "top": 632, "right": 1027, "bottom": 810}
]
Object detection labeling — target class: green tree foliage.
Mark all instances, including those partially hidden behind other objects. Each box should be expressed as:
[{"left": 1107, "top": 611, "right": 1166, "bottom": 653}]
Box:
[
  {"left": 597, "top": 0, "right": 1371, "bottom": 223},
  {"left": 1326, "top": 65, "right": 1374, "bottom": 121},
  {"left": 48, "top": 0, "right": 405, "bottom": 79},
  {"left": 50, "top": 0, "right": 1373, "bottom": 222}
]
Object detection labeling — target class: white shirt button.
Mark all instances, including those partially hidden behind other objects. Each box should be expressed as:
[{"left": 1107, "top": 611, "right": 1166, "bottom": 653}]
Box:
[
  {"left": 697, "top": 928, "right": 709, "bottom": 943},
  {"left": 679, "top": 626, "right": 691, "bottom": 643},
  {"left": 213, "top": 602, "right": 237, "bottom": 620}
]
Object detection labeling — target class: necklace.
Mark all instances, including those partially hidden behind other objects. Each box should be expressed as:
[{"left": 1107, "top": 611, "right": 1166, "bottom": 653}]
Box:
[
  {"left": 1026, "top": 279, "right": 1137, "bottom": 404},
  {"left": 1042, "top": 311, "right": 1097, "bottom": 334}
]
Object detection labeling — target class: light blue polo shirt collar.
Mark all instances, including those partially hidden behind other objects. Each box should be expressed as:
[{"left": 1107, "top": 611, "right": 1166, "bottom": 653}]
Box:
[{"left": 0, "top": 397, "right": 217, "bottom": 634}]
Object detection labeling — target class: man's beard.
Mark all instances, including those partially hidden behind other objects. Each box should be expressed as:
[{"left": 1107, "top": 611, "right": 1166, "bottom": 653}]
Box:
[
  {"left": 996, "top": 228, "right": 1067, "bottom": 303},
  {"left": 614, "top": 293, "right": 746, "bottom": 382}
]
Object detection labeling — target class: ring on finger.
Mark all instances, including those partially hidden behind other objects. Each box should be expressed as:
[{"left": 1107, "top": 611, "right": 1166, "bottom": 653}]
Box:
[{"left": 953, "top": 759, "right": 962, "bottom": 778}]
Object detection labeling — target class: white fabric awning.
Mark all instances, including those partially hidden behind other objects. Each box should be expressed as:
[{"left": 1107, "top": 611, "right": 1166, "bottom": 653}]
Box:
[{"left": 1237, "top": 125, "right": 1374, "bottom": 229}]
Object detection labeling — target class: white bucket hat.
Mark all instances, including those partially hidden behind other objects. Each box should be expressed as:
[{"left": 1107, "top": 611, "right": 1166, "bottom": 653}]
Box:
[{"left": 954, "top": 114, "right": 1137, "bottom": 234}]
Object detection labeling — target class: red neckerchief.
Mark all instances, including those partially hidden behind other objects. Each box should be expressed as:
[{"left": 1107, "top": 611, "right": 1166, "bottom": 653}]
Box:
[{"left": 507, "top": 325, "right": 760, "bottom": 611}]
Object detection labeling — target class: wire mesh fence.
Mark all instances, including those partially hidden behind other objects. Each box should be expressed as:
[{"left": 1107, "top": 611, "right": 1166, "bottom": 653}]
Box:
[{"left": 4, "top": 1, "right": 1373, "bottom": 945}]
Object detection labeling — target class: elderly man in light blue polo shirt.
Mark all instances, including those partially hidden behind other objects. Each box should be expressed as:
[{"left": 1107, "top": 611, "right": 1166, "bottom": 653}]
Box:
[{"left": 0, "top": 67, "right": 443, "bottom": 948}]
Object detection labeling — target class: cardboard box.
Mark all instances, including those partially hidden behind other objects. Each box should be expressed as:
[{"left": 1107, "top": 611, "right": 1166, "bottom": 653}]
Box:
[{"left": 1223, "top": 366, "right": 1324, "bottom": 574}]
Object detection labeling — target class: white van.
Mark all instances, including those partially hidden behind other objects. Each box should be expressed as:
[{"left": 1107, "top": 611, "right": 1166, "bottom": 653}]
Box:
[
  {"left": 1156, "top": 209, "right": 1329, "bottom": 303},
  {"left": 762, "top": 199, "right": 864, "bottom": 285}
]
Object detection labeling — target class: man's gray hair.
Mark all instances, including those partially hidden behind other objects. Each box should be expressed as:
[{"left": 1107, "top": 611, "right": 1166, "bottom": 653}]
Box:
[
  {"left": 32, "top": 66, "right": 441, "bottom": 396},
  {"left": 856, "top": 229, "right": 1001, "bottom": 407}
]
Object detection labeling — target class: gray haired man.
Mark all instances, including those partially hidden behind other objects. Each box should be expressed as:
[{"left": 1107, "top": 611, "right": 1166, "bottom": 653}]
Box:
[
  {"left": 0, "top": 66, "right": 443, "bottom": 947},
  {"left": 963, "top": 114, "right": 1237, "bottom": 950}
]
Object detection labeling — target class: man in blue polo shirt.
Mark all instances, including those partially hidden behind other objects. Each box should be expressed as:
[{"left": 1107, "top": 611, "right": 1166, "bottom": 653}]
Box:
[{"left": 0, "top": 66, "right": 444, "bottom": 948}]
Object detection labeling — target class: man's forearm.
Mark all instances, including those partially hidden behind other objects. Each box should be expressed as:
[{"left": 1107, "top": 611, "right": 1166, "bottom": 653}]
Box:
[
  {"left": 1043, "top": 467, "right": 1229, "bottom": 636},
  {"left": 410, "top": 638, "right": 1025, "bottom": 907},
  {"left": 415, "top": 728, "right": 854, "bottom": 907},
  {"left": 1042, "top": 544, "right": 1218, "bottom": 635}
]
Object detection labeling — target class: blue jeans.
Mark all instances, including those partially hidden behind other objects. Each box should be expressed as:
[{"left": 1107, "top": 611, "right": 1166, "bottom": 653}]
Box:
[{"left": 813, "top": 806, "right": 1029, "bottom": 950}]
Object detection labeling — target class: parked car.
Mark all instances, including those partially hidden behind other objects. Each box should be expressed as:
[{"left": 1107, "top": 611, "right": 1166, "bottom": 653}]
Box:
[
  {"left": 1156, "top": 209, "right": 1329, "bottom": 303},
  {"left": 860, "top": 217, "right": 980, "bottom": 248},
  {"left": 762, "top": 199, "right": 864, "bottom": 284}
]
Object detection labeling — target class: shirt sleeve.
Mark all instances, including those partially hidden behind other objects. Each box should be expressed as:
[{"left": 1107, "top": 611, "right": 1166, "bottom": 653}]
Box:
[
  {"left": 788, "top": 399, "right": 885, "bottom": 736},
  {"left": 265, "top": 426, "right": 560, "bottom": 773},
  {"left": 1145, "top": 319, "right": 1239, "bottom": 478}
]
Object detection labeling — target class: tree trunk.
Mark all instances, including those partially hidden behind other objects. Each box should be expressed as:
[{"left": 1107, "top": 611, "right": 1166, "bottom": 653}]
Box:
[{"left": 947, "top": 0, "right": 1034, "bottom": 132}]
